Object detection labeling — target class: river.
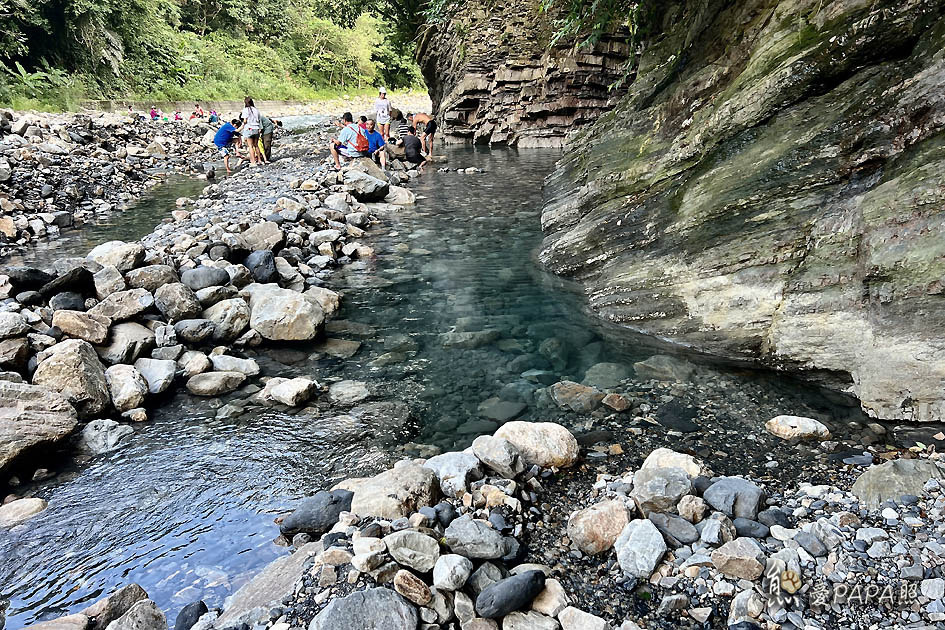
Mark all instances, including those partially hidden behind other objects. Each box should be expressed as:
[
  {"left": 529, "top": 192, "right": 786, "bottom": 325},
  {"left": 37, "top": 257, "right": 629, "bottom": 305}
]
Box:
[{"left": 0, "top": 146, "right": 874, "bottom": 628}]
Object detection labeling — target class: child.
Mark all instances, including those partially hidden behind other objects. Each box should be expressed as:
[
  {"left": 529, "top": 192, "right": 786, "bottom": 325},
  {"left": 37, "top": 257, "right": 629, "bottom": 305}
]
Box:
[{"left": 213, "top": 119, "right": 244, "bottom": 174}]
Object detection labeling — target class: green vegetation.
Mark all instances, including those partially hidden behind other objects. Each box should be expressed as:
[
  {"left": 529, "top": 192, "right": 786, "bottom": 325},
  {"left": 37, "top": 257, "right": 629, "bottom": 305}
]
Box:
[{"left": 0, "top": 0, "right": 424, "bottom": 109}]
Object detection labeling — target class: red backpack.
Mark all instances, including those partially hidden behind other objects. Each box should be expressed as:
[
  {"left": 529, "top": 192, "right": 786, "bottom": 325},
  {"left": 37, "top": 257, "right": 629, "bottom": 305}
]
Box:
[{"left": 348, "top": 123, "right": 370, "bottom": 153}]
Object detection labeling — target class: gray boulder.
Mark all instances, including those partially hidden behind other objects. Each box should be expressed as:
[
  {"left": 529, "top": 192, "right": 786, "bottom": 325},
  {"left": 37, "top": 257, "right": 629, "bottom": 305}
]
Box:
[
  {"left": 125, "top": 265, "right": 179, "bottom": 292},
  {"left": 174, "top": 319, "right": 216, "bottom": 344},
  {"left": 423, "top": 451, "right": 483, "bottom": 497},
  {"left": 703, "top": 477, "right": 765, "bottom": 520},
  {"left": 243, "top": 283, "right": 324, "bottom": 341},
  {"left": 154, "top": 283, "right": 202, "bottom": 322},
  {"left": 308, "top": 588, "right": 416, "bottom": 630},
  {"left": 133, "top": 358, "right": 176, "bottom": 394},
  {"left": 0, "top": 312, "right": 28, "bottom": 338},
  {"left": 631, "top": 466, "right": 692, "bottom": 515},
  {"left": 852, "top": 459, "right": 945, "bottom": 508},
  {"left": 433, "top": 554, "right": 474, "bottom": 591},
  {"left": 242, "top": 222, "right": 285, "bottom": 251},
  {"left": 181, "top": 267, "right": 230, "bottom": 292},
  {"left": 280, "top": 489, "right": 354, "bottom": 536},
  {"left": 104, "top": 599, "right": 165, "bottom": 630},
  {"left": 343, "top": 170, "right": 390, "bottom": 202},
  {"left": 96, "top": 322, "right": 155, "bottom": 365},
  {"left": 33, "top": 339, "right": 110, "bottom": 418},
  {"left": 444, "top": 515, "right": 508, "bottom": 559},
  {"left": 384, "top": 530, "right": 440, "bottom": 572},
  {"left": 0, "top": 380, "right": 78, "bottom": 475},
  {"left": 475, "top": 571, "right": 546, "bottom": 619},
  {"left": 471, "top": 435, "right": 525, "bottom": 479},
  {"left": 202, "top": 298, "right": 250, "bottom": 341},
  {"left": 186, "top": 371, "right": 246, "bottom": 396},
  {"left": 104, "top": 365, "right": 148, "bottom": 412},
  {"left": 78, "top": 419, "right": 134, "bottom": 455},
  {"left": 89, "top": 288, "right": 154, "bottom": 322},
  {"left": 615, "top": 519, "right": 667, "bottom": 578},
  {"left": 87, "top": 241, "right": 144, "bottom": 273}
]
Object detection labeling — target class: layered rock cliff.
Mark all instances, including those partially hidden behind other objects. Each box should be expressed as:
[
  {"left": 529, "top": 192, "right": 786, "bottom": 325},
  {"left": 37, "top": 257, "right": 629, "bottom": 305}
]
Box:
[
  {"left": 417, "top": 1, "right": 631, "bottom": 147},
  {"left": 538, "top": 0, "right": 945, "bottom": 421}
]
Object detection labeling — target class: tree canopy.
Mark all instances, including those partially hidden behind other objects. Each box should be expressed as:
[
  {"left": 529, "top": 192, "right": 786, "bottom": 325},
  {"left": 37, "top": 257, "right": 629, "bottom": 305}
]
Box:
[{"left": 0, "top": 0, "right": 423, "bottom": 106}]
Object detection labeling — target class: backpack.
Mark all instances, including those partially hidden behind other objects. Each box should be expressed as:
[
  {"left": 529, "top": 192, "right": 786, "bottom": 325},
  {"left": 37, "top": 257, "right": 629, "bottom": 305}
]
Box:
[{"left": 348, "top": 123, "right": 370, "bottom": 153}]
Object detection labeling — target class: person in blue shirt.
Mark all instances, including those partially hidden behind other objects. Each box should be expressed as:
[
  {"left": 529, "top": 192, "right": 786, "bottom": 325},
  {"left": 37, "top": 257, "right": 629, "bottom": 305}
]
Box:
[
  {"left": 213, "top": 119, "right": 243, "bottom": 174},
  {"left": 329, "top": 112, "right": 367, "bottom": 170},
  {"left": 363, "top": 118, "right": 387, "bottom": 169}
]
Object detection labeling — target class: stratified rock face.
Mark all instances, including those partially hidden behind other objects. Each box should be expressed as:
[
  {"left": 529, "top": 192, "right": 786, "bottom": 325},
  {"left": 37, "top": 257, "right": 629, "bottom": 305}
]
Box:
[
  {"left": 539, "top": 0, "right": 945, "bottom": 421},
  {"left": 418, "top": 1, "right": 630, "bottom": 147}
]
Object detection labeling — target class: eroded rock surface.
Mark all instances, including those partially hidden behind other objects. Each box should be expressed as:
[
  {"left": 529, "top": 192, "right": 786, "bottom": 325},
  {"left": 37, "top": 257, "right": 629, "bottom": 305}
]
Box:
[{"left": 538, "top": 0, "right": 945, "bottom": 421}]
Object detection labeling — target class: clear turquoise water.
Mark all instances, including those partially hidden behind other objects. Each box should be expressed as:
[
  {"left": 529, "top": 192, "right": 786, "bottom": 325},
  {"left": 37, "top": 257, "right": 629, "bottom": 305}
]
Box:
[{"left": 0, "top": 147, "right": 862, "bottom": 628}]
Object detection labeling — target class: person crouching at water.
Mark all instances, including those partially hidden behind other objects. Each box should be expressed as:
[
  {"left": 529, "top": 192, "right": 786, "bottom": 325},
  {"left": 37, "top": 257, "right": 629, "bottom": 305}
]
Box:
[
  {"left": 403, "top": 126, "right": 426, "bottom": 171},
  {"left": 363, "top": 119, "right": 387, "bottom": 169},
  {"left": 328, "top": 112, "right": 368, "bottom": 170},
  {"left": 240, "top": 96, "right": 263, "bottom": 166},
  {"left": 213, "top": 119, "right": 244, "bottom": 174}
]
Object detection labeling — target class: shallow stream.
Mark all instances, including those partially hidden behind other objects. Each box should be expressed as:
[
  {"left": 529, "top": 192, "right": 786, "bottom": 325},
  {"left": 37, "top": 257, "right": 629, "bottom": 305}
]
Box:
[{"left": 0, "top": 147, "right": 876, "bottom": 628}]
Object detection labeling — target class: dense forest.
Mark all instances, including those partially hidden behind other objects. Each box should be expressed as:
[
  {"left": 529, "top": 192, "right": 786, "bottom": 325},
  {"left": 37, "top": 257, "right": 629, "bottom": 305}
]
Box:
[
  {"left": 0, "top": 0, "right": 429, "bottom": 108},
  {"left": 0, "top": 0, "right": 642, "bottom": 109}
]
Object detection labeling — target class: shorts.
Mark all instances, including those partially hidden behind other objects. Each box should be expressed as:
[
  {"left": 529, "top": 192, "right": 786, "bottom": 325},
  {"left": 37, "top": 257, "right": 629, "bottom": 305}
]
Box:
[
  {"left": 217, "top": 146, "right": 230, "bottom": 157},
  {"left": 376, "top": 114, "right": 391, "bottom": 124},
  {"left": 242, "top": 127, "right": 260, "bottom": 139},
  {"left": 339, "top": 146, "right": 363, "bottom": 158}
]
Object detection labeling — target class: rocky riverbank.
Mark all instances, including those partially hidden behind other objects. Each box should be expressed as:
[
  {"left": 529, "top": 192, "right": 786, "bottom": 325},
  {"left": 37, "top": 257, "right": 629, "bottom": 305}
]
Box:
[
  {"left": 0, "top": 110, "right": 220, "bottom": 256},
  {"left": 0, "top": 119, "right": 425, "bottom": 499},
  {"left": 27, "top": 413, "right": 945, "bottom": 630}
]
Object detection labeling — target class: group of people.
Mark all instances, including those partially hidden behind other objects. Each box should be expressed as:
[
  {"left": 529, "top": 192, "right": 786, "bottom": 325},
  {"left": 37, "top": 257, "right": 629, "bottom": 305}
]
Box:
[
  {"left": 329, "top": 87, "right": 438, "bottom": 171},
  {"left": 212, "top": 97, "right": 283, "bottom": 173},
  {"left": 135, "top": 104, "right": 220, "bottom": 123}
]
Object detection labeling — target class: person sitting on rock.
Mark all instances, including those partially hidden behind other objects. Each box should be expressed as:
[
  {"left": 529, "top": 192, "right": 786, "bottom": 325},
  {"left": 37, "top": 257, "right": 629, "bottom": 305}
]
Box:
[
  {"left": 213, "top": 119, "right": 244, "bottom": 174},
  {"left": 363, "top": 118, "right": 387, "bottom": 169},
  {"left": 328, "top": 112, "right": 369, "bottom": 170},
  {"left": 403, "top": 126, "right": 426, "bottom": 172}
]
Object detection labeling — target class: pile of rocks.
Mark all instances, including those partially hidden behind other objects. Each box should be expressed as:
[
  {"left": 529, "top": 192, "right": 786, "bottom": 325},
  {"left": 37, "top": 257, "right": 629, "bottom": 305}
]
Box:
[
  {"left": 0, "top": 110, "right": 217, "bottom": 253},
  {"left": 173, "top": 420, "right": 645, "bottom": 630},
  {"left": 152, "top": 422, "right": 945, "bottom": 630},
  {"left": 0, "top": 151, "right": 418, "bottom": 503}
]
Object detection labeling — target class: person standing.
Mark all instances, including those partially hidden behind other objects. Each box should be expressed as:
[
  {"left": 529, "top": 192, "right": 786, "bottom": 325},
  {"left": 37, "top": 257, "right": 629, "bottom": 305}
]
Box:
[
  {"left": 259, "top": 114, "right": 282, "bottom": 163},
  {"left": 375, "top": 87, "right": 392, "bottom": 138},
  {"left": 240, "top": 97, "right": 263, "bottom": 166},
  {"left": 422, "top": 117, "right": 438, "bottom": 157}
]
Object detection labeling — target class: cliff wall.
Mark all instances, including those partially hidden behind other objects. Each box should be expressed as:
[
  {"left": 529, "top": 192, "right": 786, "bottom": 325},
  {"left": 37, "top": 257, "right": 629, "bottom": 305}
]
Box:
[
  {"left": 417, "top": 1, "right": 631, "bottom": 147},
  {"left": 537, "top": 0, "right": 945, "bottom": 421}
]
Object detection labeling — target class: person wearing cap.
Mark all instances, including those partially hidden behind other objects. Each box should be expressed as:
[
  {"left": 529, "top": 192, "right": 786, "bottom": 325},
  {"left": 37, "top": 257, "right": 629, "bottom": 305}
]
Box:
[{"left": 375, "top": 87, "right": 392, "bottom": 138}]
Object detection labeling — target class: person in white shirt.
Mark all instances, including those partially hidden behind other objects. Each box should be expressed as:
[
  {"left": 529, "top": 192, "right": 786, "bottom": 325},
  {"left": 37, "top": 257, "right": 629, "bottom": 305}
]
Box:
[
  {"left": 239, "top": 96, "right": 263, "bottom": 166},
  {"left": 375, "top": 87, "right": 392, "bottom": 138}
]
